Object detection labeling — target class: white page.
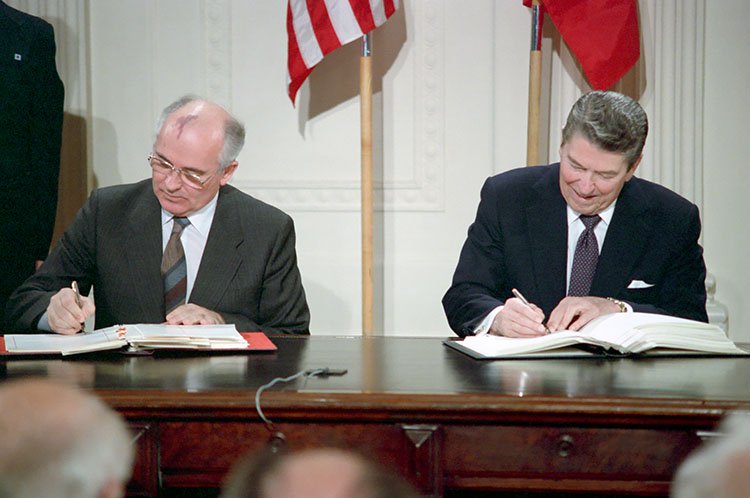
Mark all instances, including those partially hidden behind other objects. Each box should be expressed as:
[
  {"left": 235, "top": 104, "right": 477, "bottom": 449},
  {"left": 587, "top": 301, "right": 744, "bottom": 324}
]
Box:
[
  {"left": 125, "top": 324, "right": 243, "bottom": 340},
  {"left": 5, "top": 326, "right": 126, "bottom": 353},
  {"left": 460, "top": 331, "right": 590, "bottom": 356},
  {"left": 457, "top": 312, "right": 745, "bottom": 357}
]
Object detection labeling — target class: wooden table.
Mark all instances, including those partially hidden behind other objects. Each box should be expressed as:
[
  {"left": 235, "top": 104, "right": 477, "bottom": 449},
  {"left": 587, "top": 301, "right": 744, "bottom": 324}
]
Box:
[{"left": 2, "top": 335, "right": 750, "bottom": 497}]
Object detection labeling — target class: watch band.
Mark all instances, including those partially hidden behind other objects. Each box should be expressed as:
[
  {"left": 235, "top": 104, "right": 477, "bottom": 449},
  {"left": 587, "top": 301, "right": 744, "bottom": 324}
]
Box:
[{"left": 606, "top": 297, "right": 627, "bottom": 313}]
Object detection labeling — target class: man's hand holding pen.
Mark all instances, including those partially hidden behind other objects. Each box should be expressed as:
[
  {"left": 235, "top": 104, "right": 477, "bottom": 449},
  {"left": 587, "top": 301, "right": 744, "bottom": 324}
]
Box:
[
  {"left": 489, "top": 288, "right": 549, "bottom": 338},
  {"left": 47, "top": 281, "right": 96, "bottom": 335}
]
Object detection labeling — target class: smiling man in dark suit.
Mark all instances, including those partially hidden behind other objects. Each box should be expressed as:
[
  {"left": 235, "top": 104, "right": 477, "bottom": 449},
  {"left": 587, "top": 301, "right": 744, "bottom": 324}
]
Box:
[
  {"left": 6, "top": 96, "right": 310, "bottom": 335},
  {"left": 0, "top": 1, "right": 64, "bottom": 320},
  {"left": 443, "top": 91, "right": 707, "bottom": 338}
]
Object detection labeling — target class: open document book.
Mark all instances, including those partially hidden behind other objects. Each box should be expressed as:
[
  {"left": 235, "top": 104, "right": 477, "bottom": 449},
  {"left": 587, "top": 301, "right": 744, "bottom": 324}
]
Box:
[
  {"left": 3, "top": 324, "right": 258, "bottom": 356},
  {"left": 445, "top": 312, "right": 749, "bottom": 359}
]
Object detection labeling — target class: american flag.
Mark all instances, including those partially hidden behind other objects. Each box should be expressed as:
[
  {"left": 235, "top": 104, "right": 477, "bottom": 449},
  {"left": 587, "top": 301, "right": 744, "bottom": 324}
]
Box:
[{"left": 286, "top": 0, "right": 399, "bottom": 104}]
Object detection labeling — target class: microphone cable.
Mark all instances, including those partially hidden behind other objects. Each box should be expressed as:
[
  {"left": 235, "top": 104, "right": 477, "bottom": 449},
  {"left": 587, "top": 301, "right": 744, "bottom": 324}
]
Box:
[{"left": 254, "top": 367, "right": 348, "bottom": 452}]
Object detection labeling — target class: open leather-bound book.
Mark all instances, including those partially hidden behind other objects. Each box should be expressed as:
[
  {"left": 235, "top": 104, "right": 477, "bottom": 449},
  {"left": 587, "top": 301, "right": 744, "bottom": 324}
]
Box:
[
  {"left": 445, "top": 312, "right": 749, "bottom": 359},
  {"left": 3, "top": 324, "right": 274, "bottom": 356}
]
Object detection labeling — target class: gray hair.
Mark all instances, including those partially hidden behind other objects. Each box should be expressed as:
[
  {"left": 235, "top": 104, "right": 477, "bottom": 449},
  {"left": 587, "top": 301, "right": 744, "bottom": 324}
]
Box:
[
  {"left": 155, "top": 94, "right": 246, "bottom": 170},
  {"left": 0, "top": 379, "right": 134, "bottom": 498},
  {"left": 562, "top": 90, "right": 648, "bottom": 168},
  {"left": 671, "top": 411, "right": 750, "bottom": 498}
]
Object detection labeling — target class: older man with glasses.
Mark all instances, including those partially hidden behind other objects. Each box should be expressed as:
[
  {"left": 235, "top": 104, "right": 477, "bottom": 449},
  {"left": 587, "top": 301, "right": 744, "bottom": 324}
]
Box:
[{"left": 5, "top": 95, "right": 310, "bottom": 335}]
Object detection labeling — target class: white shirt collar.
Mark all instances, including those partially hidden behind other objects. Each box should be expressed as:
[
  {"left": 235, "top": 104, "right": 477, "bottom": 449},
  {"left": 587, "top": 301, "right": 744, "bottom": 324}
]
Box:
[
  {"left": 566, "top": 200, "right": 617, "bottom": 227},
  {"left": 160, "top": 192, "right": 219, "bottom": 237}
]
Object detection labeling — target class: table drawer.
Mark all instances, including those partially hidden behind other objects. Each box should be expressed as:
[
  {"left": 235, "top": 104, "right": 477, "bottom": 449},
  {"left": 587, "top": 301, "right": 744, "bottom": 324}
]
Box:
[{"left": 444, "top": 424, "right": 700, "bottom": 479}]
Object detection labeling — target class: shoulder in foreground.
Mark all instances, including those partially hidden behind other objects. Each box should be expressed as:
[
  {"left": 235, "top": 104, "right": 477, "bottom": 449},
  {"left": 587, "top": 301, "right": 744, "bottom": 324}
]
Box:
[
  {"left": 1, "top": 3, "right": 53, "bottom": 31},
  {"left": 93, "top": 179, "right": 153, "bottom": 200},
  {"left": 218, "top": 185, "right": 293, "bottom": 222},
  {"left": 486, "top": 163, "right": 558, "bottom": 187},
  {"left": 481, "top": 163, "right": 560, "bottom": 202},
  {"left": 626, "top": 176, "right": 699, "bottom": 210}
]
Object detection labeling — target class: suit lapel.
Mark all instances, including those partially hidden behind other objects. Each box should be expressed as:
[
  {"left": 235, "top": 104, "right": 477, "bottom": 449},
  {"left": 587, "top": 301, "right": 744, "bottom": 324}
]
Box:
[
  {"left": 591, "top": 178, "right": 653, "bottom": 296},
  {"left": 121, "top": 187, "right": 164, "bottom": 317},
  {"left": 526, "top": 167, "right": 569, "bottom": 314},
  {"left": 190, "top": 188, "right": 244, "bottom": 308}
]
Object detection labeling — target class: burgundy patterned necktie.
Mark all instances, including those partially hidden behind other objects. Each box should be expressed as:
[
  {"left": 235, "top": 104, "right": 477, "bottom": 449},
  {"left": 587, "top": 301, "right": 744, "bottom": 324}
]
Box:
[
  {"left": 568, "top": 214, "right": 601, "bottom": 297},
  {"left": 162, "top": 217, "right": 190, "bottom": 314}
]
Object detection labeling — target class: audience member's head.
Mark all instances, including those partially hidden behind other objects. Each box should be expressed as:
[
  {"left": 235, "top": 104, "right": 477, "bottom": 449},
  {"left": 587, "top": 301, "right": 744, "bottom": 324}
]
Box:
[
  {"left": 220, "top": 447, "right": 420, "bottom": 498},
  {"left": 671, "top": 411, "right": 750, "bottom": 498},
  {"left": 0, "top": 378, "right": 134, "bottom": 498}
]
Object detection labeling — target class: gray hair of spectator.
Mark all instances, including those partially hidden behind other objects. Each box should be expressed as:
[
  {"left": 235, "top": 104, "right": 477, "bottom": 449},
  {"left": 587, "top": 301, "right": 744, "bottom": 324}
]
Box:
[
  {"left": 154, "top": 94, "right": 246, "bottom": 170},
  {"left": 0, "top": 379, "right": 134, "bottom": 498},
  {"left": 562, "top": 90, "right": 648, "bottom": 169},
  {"left": 219, "top": 447, "right": 421, "bottom": 498},
  {"left": 671, "top": 411, "right": 750, "bottom": 498}
]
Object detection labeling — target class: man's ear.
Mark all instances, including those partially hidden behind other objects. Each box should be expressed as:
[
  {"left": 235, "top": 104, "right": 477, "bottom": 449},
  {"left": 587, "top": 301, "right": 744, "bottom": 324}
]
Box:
[
  {"left": 219, "top": 161, "right": 239, "bottom": 185},
  {"left": 625, "top": 155, "right": 642, "bottom": 181}
]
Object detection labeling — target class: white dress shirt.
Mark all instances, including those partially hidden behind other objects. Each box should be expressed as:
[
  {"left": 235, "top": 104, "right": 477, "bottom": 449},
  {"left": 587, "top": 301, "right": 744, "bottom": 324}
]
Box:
[
  {"left": 161, "top": 193, "right": 219, "bottom": 301},
  {"left": 473, "top": 201, "right": 621, "bottom": 335}
]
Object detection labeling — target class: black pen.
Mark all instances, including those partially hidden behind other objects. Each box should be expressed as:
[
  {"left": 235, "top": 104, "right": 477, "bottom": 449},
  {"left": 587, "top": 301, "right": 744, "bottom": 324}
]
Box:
[
  {"left": 511, "top": 288, "right": 550, "bottom": 333},
  {"left": 71, "top": 281, "right": 86, "bottom": 333}
]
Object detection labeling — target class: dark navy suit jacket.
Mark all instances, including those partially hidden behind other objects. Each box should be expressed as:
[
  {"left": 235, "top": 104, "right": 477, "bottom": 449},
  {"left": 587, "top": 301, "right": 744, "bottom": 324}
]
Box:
[
  {"left": 442, "top": 164, "right": 708, "bottom": 336},
  {"left": 0, "top": 2, "right": 64, "bottom": 317}
]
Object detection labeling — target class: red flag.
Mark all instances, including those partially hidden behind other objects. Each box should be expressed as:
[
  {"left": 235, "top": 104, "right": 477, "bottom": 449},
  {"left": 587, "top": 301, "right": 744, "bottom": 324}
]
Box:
[
  {"left": 524, "top": 0, "right": 640, "bottom": 90},
  {"left": 286, "top": 0, "right": 399, "bottom": 104}
]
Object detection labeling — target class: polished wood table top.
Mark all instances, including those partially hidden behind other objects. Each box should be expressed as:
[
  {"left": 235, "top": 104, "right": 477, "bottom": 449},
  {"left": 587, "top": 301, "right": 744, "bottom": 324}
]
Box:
[
  {"left": 4, "top": 335, "right": 749, "bottom": 497},
  {"left": 2, "top": 335, "right": 749, "bottom": 421}
]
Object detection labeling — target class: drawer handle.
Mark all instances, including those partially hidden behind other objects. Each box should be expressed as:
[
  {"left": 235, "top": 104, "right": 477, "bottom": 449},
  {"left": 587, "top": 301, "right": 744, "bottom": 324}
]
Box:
[{"left": 557, "top": 434, "right": 574, "bottom": 457}]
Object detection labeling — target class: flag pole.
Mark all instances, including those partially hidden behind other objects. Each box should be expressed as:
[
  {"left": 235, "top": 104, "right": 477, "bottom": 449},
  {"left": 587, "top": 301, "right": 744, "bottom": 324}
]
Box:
[
  {"left": 360, "top": 33, "right": 374, "bottom": 336},
  {"left": 526, "top": 0, "right": 544, "bottom": 166}
]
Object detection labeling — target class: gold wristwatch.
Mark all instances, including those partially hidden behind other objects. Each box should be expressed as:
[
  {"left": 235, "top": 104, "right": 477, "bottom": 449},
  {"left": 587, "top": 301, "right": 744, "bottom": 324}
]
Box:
[{"left": 606, "top": 297, "right": 627, "bottom": 312}]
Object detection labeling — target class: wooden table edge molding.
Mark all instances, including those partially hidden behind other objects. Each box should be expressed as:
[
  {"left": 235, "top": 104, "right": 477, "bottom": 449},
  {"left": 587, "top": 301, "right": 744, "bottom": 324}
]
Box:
[{"left": 98, "top": 389, "right": 735, "bottom": 427}]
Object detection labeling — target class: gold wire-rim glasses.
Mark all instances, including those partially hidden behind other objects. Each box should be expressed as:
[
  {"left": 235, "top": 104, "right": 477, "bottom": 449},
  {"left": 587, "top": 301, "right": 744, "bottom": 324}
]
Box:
[{"left": 147, "top": 154, "right": 218, "bottom": 189}]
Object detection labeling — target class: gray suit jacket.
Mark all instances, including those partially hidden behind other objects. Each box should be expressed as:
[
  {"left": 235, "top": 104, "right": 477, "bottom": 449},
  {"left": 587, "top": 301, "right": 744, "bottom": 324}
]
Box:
[{"left": 6, "top": 180, "right": 310, "bottom": 334}]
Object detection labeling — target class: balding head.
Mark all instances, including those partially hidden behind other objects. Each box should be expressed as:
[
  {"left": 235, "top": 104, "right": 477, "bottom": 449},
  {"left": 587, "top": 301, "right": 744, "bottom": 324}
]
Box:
[
  {"left": 150, "top": 95, "right": 245, "bottom": 216},
  {"left": 264, "top": 449, "right": 368, "bottom": 498},
  {"left": 155, "top": 95, "right": 245, "bottom": 170},
  {"left": 672, "top": 411, "right": 750, "bottom": 498},
  {"left": 220, "top": 447, "right": 420, "bottom": 498},
  {"left": 0, "top": 378, "right": 133, "bottom": 498}
]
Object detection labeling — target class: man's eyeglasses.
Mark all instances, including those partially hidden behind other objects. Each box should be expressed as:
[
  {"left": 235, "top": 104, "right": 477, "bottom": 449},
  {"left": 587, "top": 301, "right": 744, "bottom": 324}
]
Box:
[{"left": 147, "top": 154, "right": 217, "bottom": 190}]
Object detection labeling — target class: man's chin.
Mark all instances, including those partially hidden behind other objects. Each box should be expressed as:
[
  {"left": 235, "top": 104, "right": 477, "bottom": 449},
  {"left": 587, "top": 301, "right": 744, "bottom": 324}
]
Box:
[
  {"left": 158, "top": 197, "right": 189, "bottom": 216},
  {"left": 571, "top": 199, "right": 601, "bottom": 215}
]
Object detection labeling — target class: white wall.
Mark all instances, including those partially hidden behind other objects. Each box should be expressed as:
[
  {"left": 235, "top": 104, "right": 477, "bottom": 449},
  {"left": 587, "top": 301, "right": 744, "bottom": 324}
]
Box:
[
  {"left": 703, "top": 0, "right": 750, "bottom": 340},
  {"left": 85, "top": 0, "right": 512, "bottom": 337},
  {"left": 13, "top": 0, "right": 749, "bottom": 339}
]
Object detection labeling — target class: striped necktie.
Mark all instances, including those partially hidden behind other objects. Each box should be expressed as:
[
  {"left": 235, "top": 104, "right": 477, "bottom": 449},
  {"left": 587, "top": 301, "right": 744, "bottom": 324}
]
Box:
[
  {"left": 568, "top": 214, "right": 601, "bottom": 297},
  {"left": 162, "top": 217, "right": 190, "bottom": 314}
]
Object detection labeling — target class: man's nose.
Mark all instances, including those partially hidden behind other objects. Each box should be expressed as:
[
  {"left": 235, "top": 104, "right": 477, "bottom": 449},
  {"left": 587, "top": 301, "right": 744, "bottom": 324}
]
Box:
[
  {"left": 577, "top": 173, "right": 596, "bottom": 194},
  {"left": 163, "top": 169, "right": 184, "bottom": 190}
]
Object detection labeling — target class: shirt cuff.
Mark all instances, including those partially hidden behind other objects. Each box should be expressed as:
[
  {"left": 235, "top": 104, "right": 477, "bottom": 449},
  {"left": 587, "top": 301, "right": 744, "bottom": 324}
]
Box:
[
  {"left": 473, "top": 305, "right": 504, "bottom": 335},
  {"left": 37, "top": 312, "right": 52, "bottom": 331}
]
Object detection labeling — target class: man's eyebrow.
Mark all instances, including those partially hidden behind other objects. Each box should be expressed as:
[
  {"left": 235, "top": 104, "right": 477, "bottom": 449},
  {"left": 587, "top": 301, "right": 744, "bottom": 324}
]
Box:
[
  {"left": 153, "top": 152, "right": 174, "bottom": 165},
  {"left": 567, "top": 152, "right": 620, "bottom": 176},
  {"left": 566, "top": 153, "right": 584, "bottom": 168}
]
